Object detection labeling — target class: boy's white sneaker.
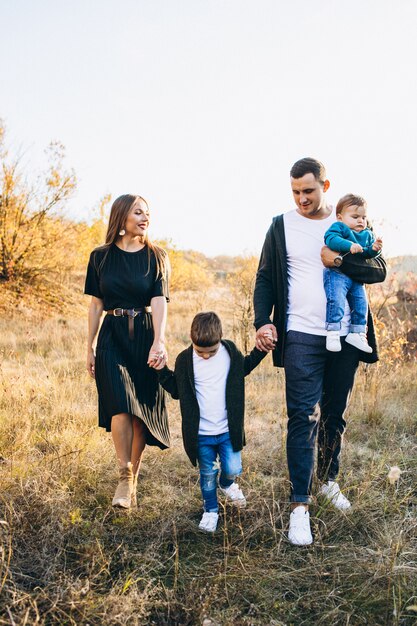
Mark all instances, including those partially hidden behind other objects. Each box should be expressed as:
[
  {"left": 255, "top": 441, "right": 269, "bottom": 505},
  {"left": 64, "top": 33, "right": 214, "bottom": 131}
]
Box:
[
  {"left": 288, "top": 506, "right": 313, "bottom": 546},
  {"left": 345, "top": 332, "right": 372, "bottom": 353},
  {"left": 326, "top": 331, "right": 342, "bottom": 352},
  {"left": 319, "top": 480, "right": 351, "bottom": 510},
  {"left": 198, "top": 512, "right": 219, "bottom": 533},
  {"left": 218, "top": 482, "right": 247, "bottom": 507}
]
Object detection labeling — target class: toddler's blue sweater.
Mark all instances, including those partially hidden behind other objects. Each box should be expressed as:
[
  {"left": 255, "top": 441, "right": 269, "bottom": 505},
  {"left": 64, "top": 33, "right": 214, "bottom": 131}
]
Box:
[{"left": 324, "top": 223, "right": 379, "bottom": 258}]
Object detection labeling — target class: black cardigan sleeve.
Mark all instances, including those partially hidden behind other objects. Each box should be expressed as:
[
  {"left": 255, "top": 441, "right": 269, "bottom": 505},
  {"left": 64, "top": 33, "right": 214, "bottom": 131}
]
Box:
[
  {"left": 243, "top": 346, "right": 267, "bottom": 376},
  {"left": 254, "top": 224, "right": 276, "bottom": 329},
  {"left": 157, "top": 365, "right": 180, "bottom": 399}
]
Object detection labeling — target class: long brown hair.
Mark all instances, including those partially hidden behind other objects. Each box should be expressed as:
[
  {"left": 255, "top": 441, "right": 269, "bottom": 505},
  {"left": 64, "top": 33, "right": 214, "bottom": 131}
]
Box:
[{"left": 97, "top": 194, "right": 169, "bottom": 278}]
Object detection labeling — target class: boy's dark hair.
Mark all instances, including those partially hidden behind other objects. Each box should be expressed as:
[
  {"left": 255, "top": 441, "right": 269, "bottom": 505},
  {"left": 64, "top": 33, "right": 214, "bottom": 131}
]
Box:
[
  {"left": 290, "top": 157, "right": 327, "bottom": 183},
  {"left": 190, "top": 311, "right": 222, "bottom": 347},
  {"left": 336, "top": 193, "right": 367, "bottom": 216}
]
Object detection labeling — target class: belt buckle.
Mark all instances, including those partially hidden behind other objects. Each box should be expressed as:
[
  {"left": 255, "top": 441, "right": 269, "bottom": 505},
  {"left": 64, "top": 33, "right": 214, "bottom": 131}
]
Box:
[{"left": 113, "top": 308, "right": 123, "bottom": 316}]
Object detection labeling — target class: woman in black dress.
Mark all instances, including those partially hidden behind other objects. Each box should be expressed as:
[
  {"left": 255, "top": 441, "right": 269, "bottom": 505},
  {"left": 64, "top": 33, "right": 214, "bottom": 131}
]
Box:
[{"left": 85, "top": 194, "right": 170, "bottom": 509}]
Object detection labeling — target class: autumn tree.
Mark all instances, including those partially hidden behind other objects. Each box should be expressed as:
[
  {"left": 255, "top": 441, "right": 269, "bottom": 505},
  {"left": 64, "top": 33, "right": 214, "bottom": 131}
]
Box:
[
  {"left": 0, "top": 120, "right": 77, "bottom": 284},
  {"left": 227, "top": 255, "right": 259, "bottom": 353},
  {"left": 74, "top": 194, "right": 111, "bottom": 269},
  {"left": 157, "top": 241, "right": 214, "bottom": 293}
]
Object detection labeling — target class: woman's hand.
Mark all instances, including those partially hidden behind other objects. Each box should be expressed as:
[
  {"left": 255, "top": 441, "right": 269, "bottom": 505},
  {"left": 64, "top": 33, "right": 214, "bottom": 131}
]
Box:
[
  {"left": 87, "top": 297, "right": 103, "bottom": 379},
  {"left": 87, "top": 348, "right": 96, "bottom": 378},
  {"left": 149, "top": 296, "right": 168, "bottom": 369},
  {"left": 147, "top": 340, "right": 168, "bottom": 369}
]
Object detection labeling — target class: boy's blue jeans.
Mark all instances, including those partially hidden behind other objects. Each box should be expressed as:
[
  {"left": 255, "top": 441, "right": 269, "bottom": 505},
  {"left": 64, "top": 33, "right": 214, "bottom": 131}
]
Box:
[
  {"left": 197, "top": 432, "right": 242, "bottom": 513},
  {"left": 324, "top": 268, "right": 368, "bottom": 332}
]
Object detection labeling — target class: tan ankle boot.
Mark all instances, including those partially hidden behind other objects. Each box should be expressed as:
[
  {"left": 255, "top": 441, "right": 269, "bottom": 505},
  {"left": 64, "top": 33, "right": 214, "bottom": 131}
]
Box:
[
  {"left": 131, "top": 473, "right": 138, "bottom": 508},
  {"left": 112, "top": 462, "right": 134, "bottom": 508}
]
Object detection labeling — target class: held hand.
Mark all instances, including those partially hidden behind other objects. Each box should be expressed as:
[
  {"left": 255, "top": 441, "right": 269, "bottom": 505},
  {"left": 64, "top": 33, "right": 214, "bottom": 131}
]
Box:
[
  {"left": 148, "top": 340, "right": 168, "bottom": 369},
  {"left": 152, "top": 360, "right": 166, "bottom": 371},
  {"left": 321, "top": 246, "right": 340, "bottom": 268},
  {"left": 350, "top": 243, "right": 363, "bottom": 254},
  {"left": 372, "top": 237, "right": 383, "bottom": 252},
  {"left": 255, "top": 324, "right": 277, "bottom": 352},
  {"left": 87, "top": 349, "right": 96, "bottom": 378}
]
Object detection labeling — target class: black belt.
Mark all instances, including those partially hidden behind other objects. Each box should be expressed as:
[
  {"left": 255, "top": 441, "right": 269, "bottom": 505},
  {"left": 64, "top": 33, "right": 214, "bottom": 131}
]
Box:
[{"left": 106, "top": 307, "right": 152, "bottom": 340}]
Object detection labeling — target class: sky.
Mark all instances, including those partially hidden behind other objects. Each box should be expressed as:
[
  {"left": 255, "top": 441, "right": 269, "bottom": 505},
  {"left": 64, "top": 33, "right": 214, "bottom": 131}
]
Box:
[{"left": 1, "top": 0, "right": 417, "bottom": 258}]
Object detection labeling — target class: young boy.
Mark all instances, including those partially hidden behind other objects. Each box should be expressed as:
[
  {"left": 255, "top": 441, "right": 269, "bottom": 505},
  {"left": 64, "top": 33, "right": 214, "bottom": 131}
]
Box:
[
  {"left": 324, "top": 194, "right": 383, "bottom": 353},
  {"left": 157, "top": 311, "right": 268, "bottom": 533}
]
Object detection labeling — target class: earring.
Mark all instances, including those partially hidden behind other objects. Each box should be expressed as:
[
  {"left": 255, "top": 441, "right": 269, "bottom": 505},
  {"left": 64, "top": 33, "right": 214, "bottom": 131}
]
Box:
[{"left": 119, "top": 229, "right": 126, "bottom": 236}]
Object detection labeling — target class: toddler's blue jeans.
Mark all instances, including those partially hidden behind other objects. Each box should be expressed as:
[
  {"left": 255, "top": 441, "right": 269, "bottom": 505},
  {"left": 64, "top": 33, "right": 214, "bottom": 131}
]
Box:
[
  {"left": 197, "top": 432, "right": 242, "bottom": 512},
  {"left": 324, "top": 268, "right": 368, "bottom": 332}
]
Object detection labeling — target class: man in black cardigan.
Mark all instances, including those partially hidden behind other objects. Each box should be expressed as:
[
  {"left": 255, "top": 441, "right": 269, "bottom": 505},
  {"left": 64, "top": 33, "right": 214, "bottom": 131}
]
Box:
[{"left": 254, "top": 157, "right": 386, "bottom": 546}]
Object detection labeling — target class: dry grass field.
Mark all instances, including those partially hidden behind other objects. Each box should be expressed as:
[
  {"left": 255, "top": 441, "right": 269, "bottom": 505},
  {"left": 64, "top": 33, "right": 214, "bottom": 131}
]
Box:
[{"left": 0, "top": 286, "right": 416, "bottom": 625}]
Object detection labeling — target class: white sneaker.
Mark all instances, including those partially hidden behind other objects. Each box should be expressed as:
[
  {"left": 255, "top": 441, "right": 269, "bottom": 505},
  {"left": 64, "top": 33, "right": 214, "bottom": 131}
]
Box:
[
  {"left": 218, "top": 482, "right": 247, "bottom": 507},
  {"left": 320, "top": 481, "right": 351, "bottom": 510},
  {"left": 326, "top": 330, "right": 342, "bottom": 352},
  {"left": 288, "top": 506, "right": 313, "bottom": 546},
  {"left": 345, "top": 332, "right": 372, "bottom": 353},
  {"left": 198, "top": 512, "right": 219, "bottom": 533}
]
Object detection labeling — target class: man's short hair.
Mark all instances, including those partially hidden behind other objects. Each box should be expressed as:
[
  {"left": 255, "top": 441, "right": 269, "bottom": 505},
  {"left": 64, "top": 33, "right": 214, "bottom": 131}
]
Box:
[
  {"left": 336, "top": 193, "right": 367, "bottom": 216},
  {"left": 190, "top": 311, "right": 223, "bottom": 347},
  {"left": 290, "top": 157, "right": 327, "bottom": 183}
]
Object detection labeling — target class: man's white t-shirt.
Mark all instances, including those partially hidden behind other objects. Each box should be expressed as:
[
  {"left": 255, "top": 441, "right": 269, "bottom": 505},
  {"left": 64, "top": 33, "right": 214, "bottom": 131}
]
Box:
[
  {"left": 193, "top": 343, "right": 231, "bottom": 436},
  {"left": 284, "top": 208, "right": 350, "bottom": 336}
]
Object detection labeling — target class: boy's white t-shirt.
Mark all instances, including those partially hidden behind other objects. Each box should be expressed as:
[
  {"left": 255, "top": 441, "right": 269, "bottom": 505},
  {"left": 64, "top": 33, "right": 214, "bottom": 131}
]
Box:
[
  {"left": 193, "top": 343, "right": 230, "bottom": 436},
  {"left": 284, "top": 209, "right": 350, "bottom": 336}
]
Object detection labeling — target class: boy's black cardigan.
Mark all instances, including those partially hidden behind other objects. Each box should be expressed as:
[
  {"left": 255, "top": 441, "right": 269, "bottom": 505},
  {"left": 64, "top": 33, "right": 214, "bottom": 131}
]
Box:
[
  {"left": 158, "top": 340, "right": 266, "bottom": 467},
  {"left": 253, "top": 214, "right": 387, "bottom": 367}
]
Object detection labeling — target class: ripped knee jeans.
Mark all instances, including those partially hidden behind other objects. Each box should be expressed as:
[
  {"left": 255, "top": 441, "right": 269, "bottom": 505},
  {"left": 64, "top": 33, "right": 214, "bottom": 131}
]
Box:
[{"left": 197, "top": 432, "right": 242, "bottom": 512}]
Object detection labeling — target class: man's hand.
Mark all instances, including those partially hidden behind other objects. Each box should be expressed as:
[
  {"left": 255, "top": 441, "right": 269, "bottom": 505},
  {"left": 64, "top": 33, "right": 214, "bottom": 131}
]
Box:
[
  {"left": 255, "top": 324, "right": 277, "bottom": 352},
  {"left": 372, "top": 237, "right": 383, "bottom": 252},
  {"left": 350, "top": 243, "right": 363, "bottom": 254},
  {"left": 321, "top": 246, "right": 341, "bottom": 268}
]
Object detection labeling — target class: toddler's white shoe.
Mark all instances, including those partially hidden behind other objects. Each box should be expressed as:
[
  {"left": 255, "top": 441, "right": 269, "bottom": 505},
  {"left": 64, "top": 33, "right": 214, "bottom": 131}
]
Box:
[
  {"left": 288, "top": 506, "right": 313, "bottom": 546},
  {"left": 319, "top": 480, "right": 351, "bottom": 510},
  {"left": 218, "top": 482, "right": 247, "bottom": 507},
  {"left": 345, "top": 332, "right": 372, "bottom": 353},
  {"left": 326, "top": 331, "right": 342, "bottom": 352},
  {"left": 198, "top": 512, "right": 219, "bottom": 533}
]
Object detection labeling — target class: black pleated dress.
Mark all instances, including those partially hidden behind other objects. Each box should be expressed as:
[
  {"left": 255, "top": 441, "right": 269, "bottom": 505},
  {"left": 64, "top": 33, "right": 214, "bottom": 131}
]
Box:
[{"left": 84, "top": 244, "right": 170, "bottom": 449}]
